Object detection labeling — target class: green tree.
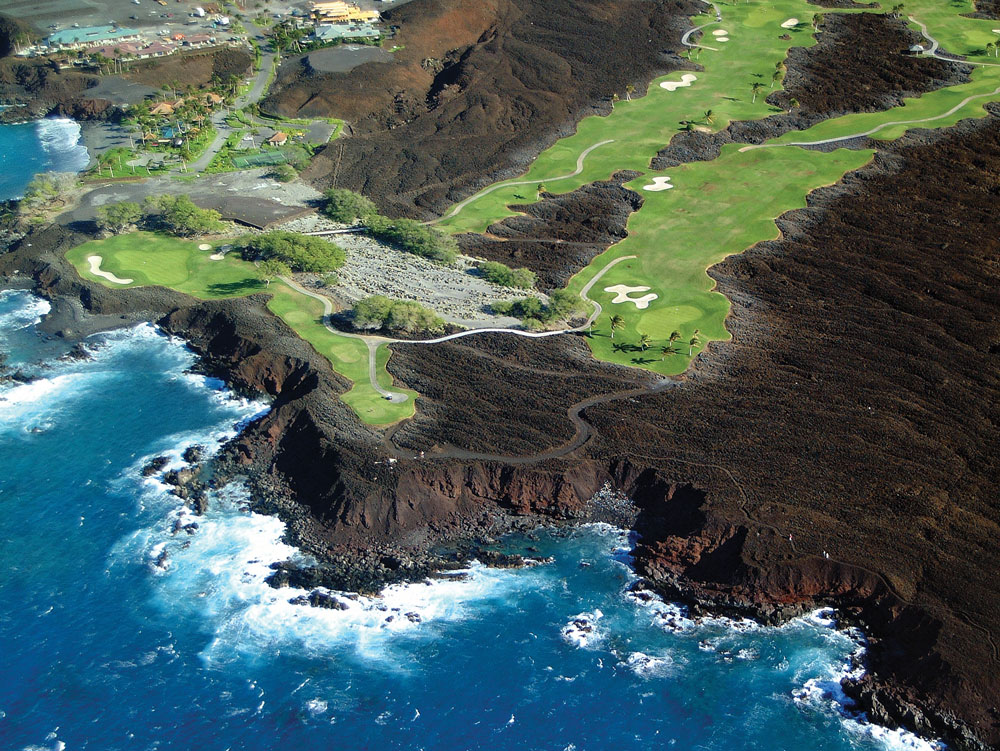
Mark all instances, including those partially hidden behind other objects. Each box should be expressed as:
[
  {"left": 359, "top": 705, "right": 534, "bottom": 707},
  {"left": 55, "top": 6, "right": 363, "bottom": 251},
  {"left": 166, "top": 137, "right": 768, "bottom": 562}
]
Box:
[
  {"left": 751, "top": 82, "right": 764, "bottom": 103},
  {"left": 322, "top": 188, "right": 378, "bottom": 224},
  {"left": 364, "top": 215, "right": 458, "bottom": 264},
  {"left": 146, "top": 195, "right": 225, "bottom": 237},
  {"left": 638, "top": 333, "right": 651, "bottom": 351},
  {"left": 668, "top": 330, "right": 681, "bottom": 347},
  {"left": 771, "top": 69, "right": 782, "bottom": 89},
  {"left": 96, "top": 201, "right": 142, "bottom": 234},
  {"left": 610, "top": 314, "right": 625, "bottom": 339},
  {"left": 625, "top": 83, "right": 635, "bottom": 101},
  {"left": 238, "top": 231, "right": 345, "bottom": 272},
  {"left": 257, "top": 258, "right": 290, "bottom": 287},
  {"left": 703, "top": 109, "right": 714, "bottom": 124},
  {"left": 660, "top": 345, "right": 676, "bottom": 361}
]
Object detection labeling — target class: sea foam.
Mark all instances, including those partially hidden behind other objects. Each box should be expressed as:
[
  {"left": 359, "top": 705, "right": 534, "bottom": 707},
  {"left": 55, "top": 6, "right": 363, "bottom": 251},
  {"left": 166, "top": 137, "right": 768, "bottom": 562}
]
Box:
[{"left": 36, "top": 116, "right": 90, "bottom": 174}]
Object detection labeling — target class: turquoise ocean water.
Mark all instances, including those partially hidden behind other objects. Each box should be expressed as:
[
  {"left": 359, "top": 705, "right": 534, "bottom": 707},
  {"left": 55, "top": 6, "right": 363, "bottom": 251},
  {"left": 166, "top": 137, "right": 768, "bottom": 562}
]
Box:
[
  {"left": 0, "top": 289, "right": 942, "bottom": 751},
  {"left": 0, "top": 118, "right": 90, "bottom": 200}
]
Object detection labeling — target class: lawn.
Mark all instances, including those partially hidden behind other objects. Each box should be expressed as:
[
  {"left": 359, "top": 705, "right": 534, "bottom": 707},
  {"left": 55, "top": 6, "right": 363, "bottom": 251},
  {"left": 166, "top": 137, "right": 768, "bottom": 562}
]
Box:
[
  {"left": 436, "top": 0, "right": 1000, "bottom": 376},
  {"left": 66, "top": 232, "right": 414, "bottom": 425}
]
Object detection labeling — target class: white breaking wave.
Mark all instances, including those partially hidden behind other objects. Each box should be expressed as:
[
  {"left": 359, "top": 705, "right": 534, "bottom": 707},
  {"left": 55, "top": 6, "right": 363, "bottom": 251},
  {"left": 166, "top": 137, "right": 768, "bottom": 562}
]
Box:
[
  {"left": 792, "top": 609, "right": 946, "bottom": 751},
  {"left": 561, "top": 609, "right": 604, "bottom": 648},
  {"left": 116, "top": 478, "right": 546, "bottom": 668},
  {"left": 0, "top": 290, "right": 51, "bottom": 332},
  {"left": 36, "top": 116, "right": 90, "bottom": 174},
  {"left": 625, "top": 651, "right": 676, "bottom": 678}
]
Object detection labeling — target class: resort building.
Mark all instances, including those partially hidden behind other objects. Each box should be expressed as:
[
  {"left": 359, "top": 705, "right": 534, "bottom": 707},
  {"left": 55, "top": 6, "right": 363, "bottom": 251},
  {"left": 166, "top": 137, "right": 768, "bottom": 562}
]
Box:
[
  {"left": 309, "top": 1, "right": 379, "bottom": 24},
  {"left": 268, "top": 132, "right": 289, "bottom": 146},
  {"left": 313, "top": 23, "right": 380, "bottom": 41},
  {"left": 47, "top": 26, "right": 141, "bottom": 50}
]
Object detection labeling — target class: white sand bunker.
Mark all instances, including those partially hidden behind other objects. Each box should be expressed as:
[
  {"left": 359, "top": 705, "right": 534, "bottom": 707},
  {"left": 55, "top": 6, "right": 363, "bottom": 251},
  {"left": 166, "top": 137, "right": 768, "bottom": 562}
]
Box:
[
  {"left": 209, "top": 252, "right": 225, "bottom": 261},
  {"left": 87, "top": 256, "right": 133, "bottom": 285},
  {"left": 716, "top": 37, "right": 730, "bottom": 42},
  {"left": 781, "top": 18, "right": 799, "bottom": 29},
  {"left": 198, "top": 243, "right": 212, "bottom": 250},
  {"left": 660, "top": 73, "right": 697, "bottom": 92},
  {"left": 712, "top": 29, "right": 729, "bottom": 36},
  {"left": 604, "top": 284, "right": 659, "bottom": 309},
  {"left": 642, "top": 176, "right": 674, "bottom": 192}
]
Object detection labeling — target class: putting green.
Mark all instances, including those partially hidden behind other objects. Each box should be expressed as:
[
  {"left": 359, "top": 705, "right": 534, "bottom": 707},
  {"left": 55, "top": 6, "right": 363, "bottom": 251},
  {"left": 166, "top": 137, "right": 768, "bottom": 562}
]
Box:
[
  {"left": 437, "top": 0, "right": 1000, "bottom": 376},
  {"left": 66, "top": 232, "right": 415, "bottom": 425}
]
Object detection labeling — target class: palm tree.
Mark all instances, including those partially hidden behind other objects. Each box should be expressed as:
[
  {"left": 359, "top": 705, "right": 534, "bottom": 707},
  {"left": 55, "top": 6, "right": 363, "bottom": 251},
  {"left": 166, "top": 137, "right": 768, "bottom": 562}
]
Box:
[
  {"left": 688, "top": 329, "right": 701, "bottom": 356},
  {"left": 751, "top": 82, "right": 764, "bottom": 103},
  {"left": 987, "top": 42, "right": 995, "bottom": 58},
  {"left": 611, "top": 93, "right": 620, "bottom": 105},
  {"left": 680, "top": 120, "right": 695, "bottom": 132},
  {"left": 537, "top": 183, "right": 546, "bottom": 195},
  {"left": 771, "top": 69, "right": 782, "bottom": 89},
  {"left": 625, "top": 84, "right": 635, "bottom": 101},
  {"left": 703, "top": 109, "right": 714, "bottom": 124},
  {"left": 660, "top": 345, "right": 676, "bottom": 361},
  {"left": 668, "top": 330, "right": 681, "bottom": 347},
  {"left": 638, "top": 333, "right": 651, "bottom": 351},
  {"left": 609, "top": 315, "right": 625, "bottom": 339}
]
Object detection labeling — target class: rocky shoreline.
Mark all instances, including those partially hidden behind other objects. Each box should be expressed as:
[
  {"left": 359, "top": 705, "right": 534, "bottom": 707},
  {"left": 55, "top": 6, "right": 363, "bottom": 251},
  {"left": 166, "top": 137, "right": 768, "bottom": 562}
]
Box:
[
  {"left": 2, "top": 2, "right": 999, "bottom": 747},
  {"left": 1, "top": 204, "right": 995, "bottom": 749}
]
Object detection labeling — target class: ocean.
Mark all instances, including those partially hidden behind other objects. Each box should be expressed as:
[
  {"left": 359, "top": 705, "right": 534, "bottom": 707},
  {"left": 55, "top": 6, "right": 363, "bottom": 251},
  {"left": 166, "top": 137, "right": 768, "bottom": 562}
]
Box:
[
  {"left": 0, "top": 289, "right": 942, "bottom": 751},
  {"left": 0, "top": 118, "right": 91, "bottom": 201}
]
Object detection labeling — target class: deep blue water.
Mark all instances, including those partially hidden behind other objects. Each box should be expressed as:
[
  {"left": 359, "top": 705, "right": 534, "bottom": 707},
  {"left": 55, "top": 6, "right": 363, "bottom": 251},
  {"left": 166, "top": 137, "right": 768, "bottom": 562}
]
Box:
[
  {"left": 0, "top": 289, "right": 941, "bottom": 751},
  {"left": 0, "top": 118, "right": 90, "bottom": 201}
]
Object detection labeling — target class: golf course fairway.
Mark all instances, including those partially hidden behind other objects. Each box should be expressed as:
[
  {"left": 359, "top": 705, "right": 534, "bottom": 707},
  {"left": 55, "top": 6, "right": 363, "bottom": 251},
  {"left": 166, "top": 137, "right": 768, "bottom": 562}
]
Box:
[{"left": 437, "top": 0, "right": 1000, "bottom": 375}]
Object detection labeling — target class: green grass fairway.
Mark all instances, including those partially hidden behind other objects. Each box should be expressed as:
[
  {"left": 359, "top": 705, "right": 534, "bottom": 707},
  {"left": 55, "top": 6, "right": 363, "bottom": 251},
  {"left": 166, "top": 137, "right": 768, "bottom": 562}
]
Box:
[
  {"left": 436, "top": 0, "right": 1000, "bottom": 377},
  {"left": 566, "top": 145, "right": 874, "bottom": 373},
  {"left": 66, "top": 232, "right": 414, "bottom": 425}
]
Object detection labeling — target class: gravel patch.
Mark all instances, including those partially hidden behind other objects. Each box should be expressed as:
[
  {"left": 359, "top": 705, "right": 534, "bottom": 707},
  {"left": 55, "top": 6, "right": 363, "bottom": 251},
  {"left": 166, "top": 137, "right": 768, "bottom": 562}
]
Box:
[{"left": 282, "top": 215, "right": 542, "bottom": 325}]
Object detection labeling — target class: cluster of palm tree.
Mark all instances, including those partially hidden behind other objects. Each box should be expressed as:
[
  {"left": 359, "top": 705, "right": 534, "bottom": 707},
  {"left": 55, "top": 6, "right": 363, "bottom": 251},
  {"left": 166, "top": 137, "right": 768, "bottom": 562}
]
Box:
[
  {"left": 986, "top": 40, "right": 1000, "bottom": 58},
  {"left": 606, "top": 317, "right": 702, "bottom": 359}
]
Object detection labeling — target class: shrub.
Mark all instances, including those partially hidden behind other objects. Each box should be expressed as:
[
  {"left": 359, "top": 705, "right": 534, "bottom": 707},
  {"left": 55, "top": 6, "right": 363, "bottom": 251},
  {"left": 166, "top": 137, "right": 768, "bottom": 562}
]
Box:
[
  {"left": 322, "top": 188, "right": 377, "bottom": 224},
  {"left": 490, "top": 289, "right": 585, "bottom": 324},
  {"left": 237, "top": 231, "right": 345, "bottom": 272},
  {"left": 20, "top": 172, "right": 78, "bottom": 214},
  {"left": 547, "top": 288, "right": 587, "bottom": 319},
  {"left": 479, "top": 261, "right": 537, "bottom": 289},
  {"left": 352, "top": 295, "right": 444, "bottom": 335},
  {"left": 363, "top": 215, "right": 458, "bottom": 264},
  {"left": 271, "top": 163, "right": 298, "bottom": 182}
]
